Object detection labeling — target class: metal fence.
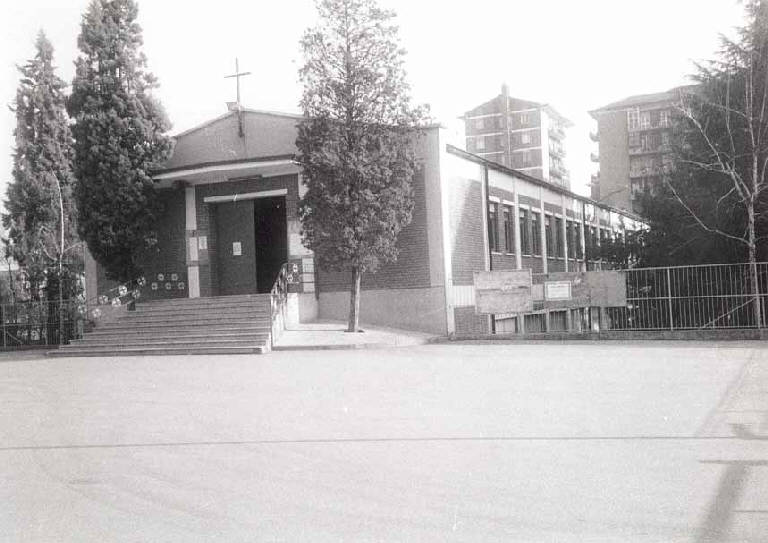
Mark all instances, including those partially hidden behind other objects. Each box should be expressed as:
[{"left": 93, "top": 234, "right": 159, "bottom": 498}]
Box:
[
  {"left": 0, "top": 299, "right": 86, "bottom": 348},
  {"left": 606, "top": 262, "right": 768, "bottom": 331}
]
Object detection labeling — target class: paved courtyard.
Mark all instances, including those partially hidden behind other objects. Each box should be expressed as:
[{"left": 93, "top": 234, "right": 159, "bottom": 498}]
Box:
[{"left": 2, "top": 342, "right": 768, "bottom": 541}]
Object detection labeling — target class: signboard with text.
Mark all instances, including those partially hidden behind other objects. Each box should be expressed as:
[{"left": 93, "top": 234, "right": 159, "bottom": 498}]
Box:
[{"left": 474, "top": 270, "right": 533, "bottom": 314}]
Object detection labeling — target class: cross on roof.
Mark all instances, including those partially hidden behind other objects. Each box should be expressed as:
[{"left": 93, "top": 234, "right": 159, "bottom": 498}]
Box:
[{"left": 224, "top": 57, "right": 251, "bottom": 108}]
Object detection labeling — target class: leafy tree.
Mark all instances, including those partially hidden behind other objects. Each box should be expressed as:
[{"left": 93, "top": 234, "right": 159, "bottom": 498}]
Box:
[
  {"left": 297, "top": 0, "right": 429, "bottom": 332},
  {"left": 658, "top": 0, "right": 768, "bottom": 325},
  {"left": 3, "top": 31, "right": 79, "bottom": 305},
  {"left": 68, "top": 0, "right": 171, "bottom": 283}
]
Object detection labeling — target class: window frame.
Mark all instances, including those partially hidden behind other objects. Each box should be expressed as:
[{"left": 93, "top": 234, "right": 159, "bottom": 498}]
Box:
[
  {"left": 519, "top": 207, "right": 531, "bottom": 255},
  {"left": 503, "top": 205, "right": 514, "bottom": 254},
  {"left": 531, "top": 211, "right": 542, "bottom": 256},
  {"left": 488, "top": 201, "right": 500, "bottom": 253}
]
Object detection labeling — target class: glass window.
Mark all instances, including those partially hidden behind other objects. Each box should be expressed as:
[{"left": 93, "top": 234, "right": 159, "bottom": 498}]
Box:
[
  {"left": 554, "top": 217, "right": 564, "bottom": 257},
  {"left": 520, "top": 113, "right": 529, "bottom": 125},
  {"left": 504, "top": 205, "right": 514, "bottom": 253},
  {"left": 545, "top": 215, "right": 554, "bottom": 257},
  {"left": 475, "top": 118, "right": 484, "bottom": 129},
  {"left": 532, "top": 212, "right": 541, "bottom": 255},
  {"left": 659, "top": 109, "right": 670, "bottom": 127},
  {"left": 488, "top": 202, "right": 499, "bottom": 252},
  {"left": 519, "top": 208, "right": 530, "bottom": 255},
  {"left": 476, "top": 136, "right": 485, "bottom": 150},
  {"left": 628, "top": 109, "right": 640, "bottom": 131},
  {"left": 521, "top": 132, "right": 531, "bottom": 145}
]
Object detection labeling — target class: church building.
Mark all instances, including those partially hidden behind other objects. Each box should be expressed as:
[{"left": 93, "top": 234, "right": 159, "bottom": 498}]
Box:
[{"left": 84, "top": 104, "right": 642, "bottom": 337}]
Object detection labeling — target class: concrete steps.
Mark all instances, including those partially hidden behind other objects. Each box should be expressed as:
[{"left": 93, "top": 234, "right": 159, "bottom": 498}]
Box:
[{"left": 49, "top": 294, "right": 273, "bottom": 357}]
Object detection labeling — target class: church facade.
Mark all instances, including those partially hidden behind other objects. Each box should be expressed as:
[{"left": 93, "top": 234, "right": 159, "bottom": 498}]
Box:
[{"left": 85, "top": 106, "right": 642, "bottom": 336}]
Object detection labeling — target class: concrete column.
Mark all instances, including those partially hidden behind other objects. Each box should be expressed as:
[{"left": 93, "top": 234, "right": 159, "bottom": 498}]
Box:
[{"left": 185, "top": 185, "right": 200, "bottom": 298}]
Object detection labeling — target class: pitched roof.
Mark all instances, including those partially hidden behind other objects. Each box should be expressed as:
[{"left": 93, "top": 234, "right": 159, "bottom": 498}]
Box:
[
  {"left": 589, "top": 85, "right": 697, "bottom": 116},
  {"left": 172, "top": 107, "right": 303, "bottom": 140},
  {"left": 464, "top": 93, "right": 573, "bottom": 127}
]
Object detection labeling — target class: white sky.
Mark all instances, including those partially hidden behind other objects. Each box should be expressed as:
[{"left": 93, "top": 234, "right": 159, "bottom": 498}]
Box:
[{"left": 0, "top": 0, "right": 749, "bottom": 206}]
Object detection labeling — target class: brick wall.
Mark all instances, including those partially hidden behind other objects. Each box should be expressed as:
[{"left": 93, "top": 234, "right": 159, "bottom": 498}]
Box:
[
  {"left": 522, "top": 256, "right": 543, "bottom": 273},
  {"left": 454, "top": 307, "right": 490, "bottom": 335},
  {"left": 448, "top": 176, "right": 485, "bottom": 285},
  {"left": 317, "top": 168, "right": 431, "bottom": 292},
  {"left": 138, "top": 188, "right": 188, "bottom": 300}
]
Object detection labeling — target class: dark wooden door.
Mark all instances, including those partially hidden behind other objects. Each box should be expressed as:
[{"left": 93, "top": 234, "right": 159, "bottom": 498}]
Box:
[
  {"left": 254, "top": 197, "right": 287, "bottom": 293},
  {"left": 215, "top": 200, "right": 257, "bottom": 296}
]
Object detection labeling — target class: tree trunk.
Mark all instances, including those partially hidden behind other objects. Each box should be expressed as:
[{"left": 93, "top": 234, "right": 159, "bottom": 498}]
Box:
[
  {"left": 347, "top": 265, "right": 361, "bottom": 332},
  {"left": 748, "top": 204, "right": 762, "bottom": 328},
  {"left": 57, "top": 179, "right": 64, "bottom": 345},
  {"left": 749, "top": 151, "right": 763, "bottom": 328}
]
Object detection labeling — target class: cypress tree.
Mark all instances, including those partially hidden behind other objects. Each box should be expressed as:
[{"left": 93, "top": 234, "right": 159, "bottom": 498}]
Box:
[
  {"left": 3, "top": 31, "right": 77, "bottom": 299},
  {"left": 297, "top": 0, "right": 429, "bottom": 332},
  {"left": 68, "top": 0, "right": 171, "bottom": 283}
]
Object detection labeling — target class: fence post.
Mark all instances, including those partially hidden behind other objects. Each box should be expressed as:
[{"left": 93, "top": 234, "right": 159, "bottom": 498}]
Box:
[{"left": 666, "top": 268, "right": 674, "bottom": 331}]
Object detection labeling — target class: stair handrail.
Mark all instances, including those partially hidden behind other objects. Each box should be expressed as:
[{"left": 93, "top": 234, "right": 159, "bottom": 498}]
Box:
[
  {"left": 80, "top": 275, "right": 148, "bottom": 323},
  {"left": 269, "top": 263, "right": 289, "bottom": 348}
]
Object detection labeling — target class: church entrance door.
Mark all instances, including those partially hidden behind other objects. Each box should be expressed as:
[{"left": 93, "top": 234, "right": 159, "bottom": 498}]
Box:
[
  {"left": 215, "top": 200, "right": 257, "bottom": 296},
  {"left": 254, "top": 196, "right": 287, "bottom": 294},
  {"left": 214, "top": 196, "right": 287, "bottom": 296}
]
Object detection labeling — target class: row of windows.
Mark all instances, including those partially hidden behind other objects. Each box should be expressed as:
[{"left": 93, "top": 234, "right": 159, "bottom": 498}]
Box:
[
  {"left": 487, "top": 201, "right": 615, "bottom": 259},
  {"left": 627, "top": 108, "right": 671, "bottom": 131}
]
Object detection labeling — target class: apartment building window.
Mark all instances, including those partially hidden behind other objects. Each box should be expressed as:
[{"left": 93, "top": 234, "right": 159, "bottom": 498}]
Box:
[
  {"left": 628, "top": 109, "right": 640, "bottom": 130},
  {"left": 520, "top": 113, "right": 529, "bottom": 125},
  {"left": 504, "top": 205, "right": 514, "bottom": 253},
  {"left": 498, "top": 135, "right": 506, "bottom": 149},
  {"left": 640, "top": 111, "right": 651, "bottom": 129},
  {"left": 521, "top": 132, "right": 531, "bottom": 145},
  {"left": 475, "top": 118, "right": 484, "bottom": 129},
  {"left": 660, "top": 109, "right": 670, "bottom": 127},
  {"left": 476, "top": 135, "right": 485, "bottom": 150},
  {"left": 531, "top": 212, "right": 541, "bottom": 255},
  {"left": 521, "top": 150, "right": 533, "bottom": 167},
  {"left": 488, "top": 202, "right": 499, "bottom": 252},
  {"left": 519, "top": 208, "right": 531, "bottom": 254}
]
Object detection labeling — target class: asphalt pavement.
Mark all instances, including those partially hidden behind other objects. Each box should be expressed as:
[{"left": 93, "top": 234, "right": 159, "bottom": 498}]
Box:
[{"left": 2, "top": 342, "right": 767, "bottom": 541}]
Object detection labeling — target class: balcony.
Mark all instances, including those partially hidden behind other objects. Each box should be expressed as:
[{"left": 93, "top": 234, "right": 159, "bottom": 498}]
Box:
[
  {"left": 589, "top": 130, "right": 599, "bottom": 142},
  {"left": 590, "top": 152, "right": 599, "bottom": 163},
  {"left": 629, "top": 145, "right": 663, "bottom": 156},
  {"left": 549, "top": 125, "right": 565, "bottom": 139},
  {"left": 549, "top": 144, "right": 565, "bottom": 158}
]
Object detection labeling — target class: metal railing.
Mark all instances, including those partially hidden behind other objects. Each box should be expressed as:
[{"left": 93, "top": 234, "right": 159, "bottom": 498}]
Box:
[
  {"left": 0, "top": 299, "right": 84, "bottom": 348},
  {"left": 270, "top": 263, "right": 289, "bottom": 348},
  {"left": 606, "top": 262, "right": 768, "bottom": 331}
]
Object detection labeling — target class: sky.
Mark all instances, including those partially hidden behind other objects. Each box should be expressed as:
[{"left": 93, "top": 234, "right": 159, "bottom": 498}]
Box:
[{"left": 0, "top": 0, "right": 750, "bottom": 206}]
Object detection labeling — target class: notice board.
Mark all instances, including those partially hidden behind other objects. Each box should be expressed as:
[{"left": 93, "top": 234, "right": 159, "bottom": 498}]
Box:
[{"left": 474, "top": 269, "right": 533, "bottom": 314}]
